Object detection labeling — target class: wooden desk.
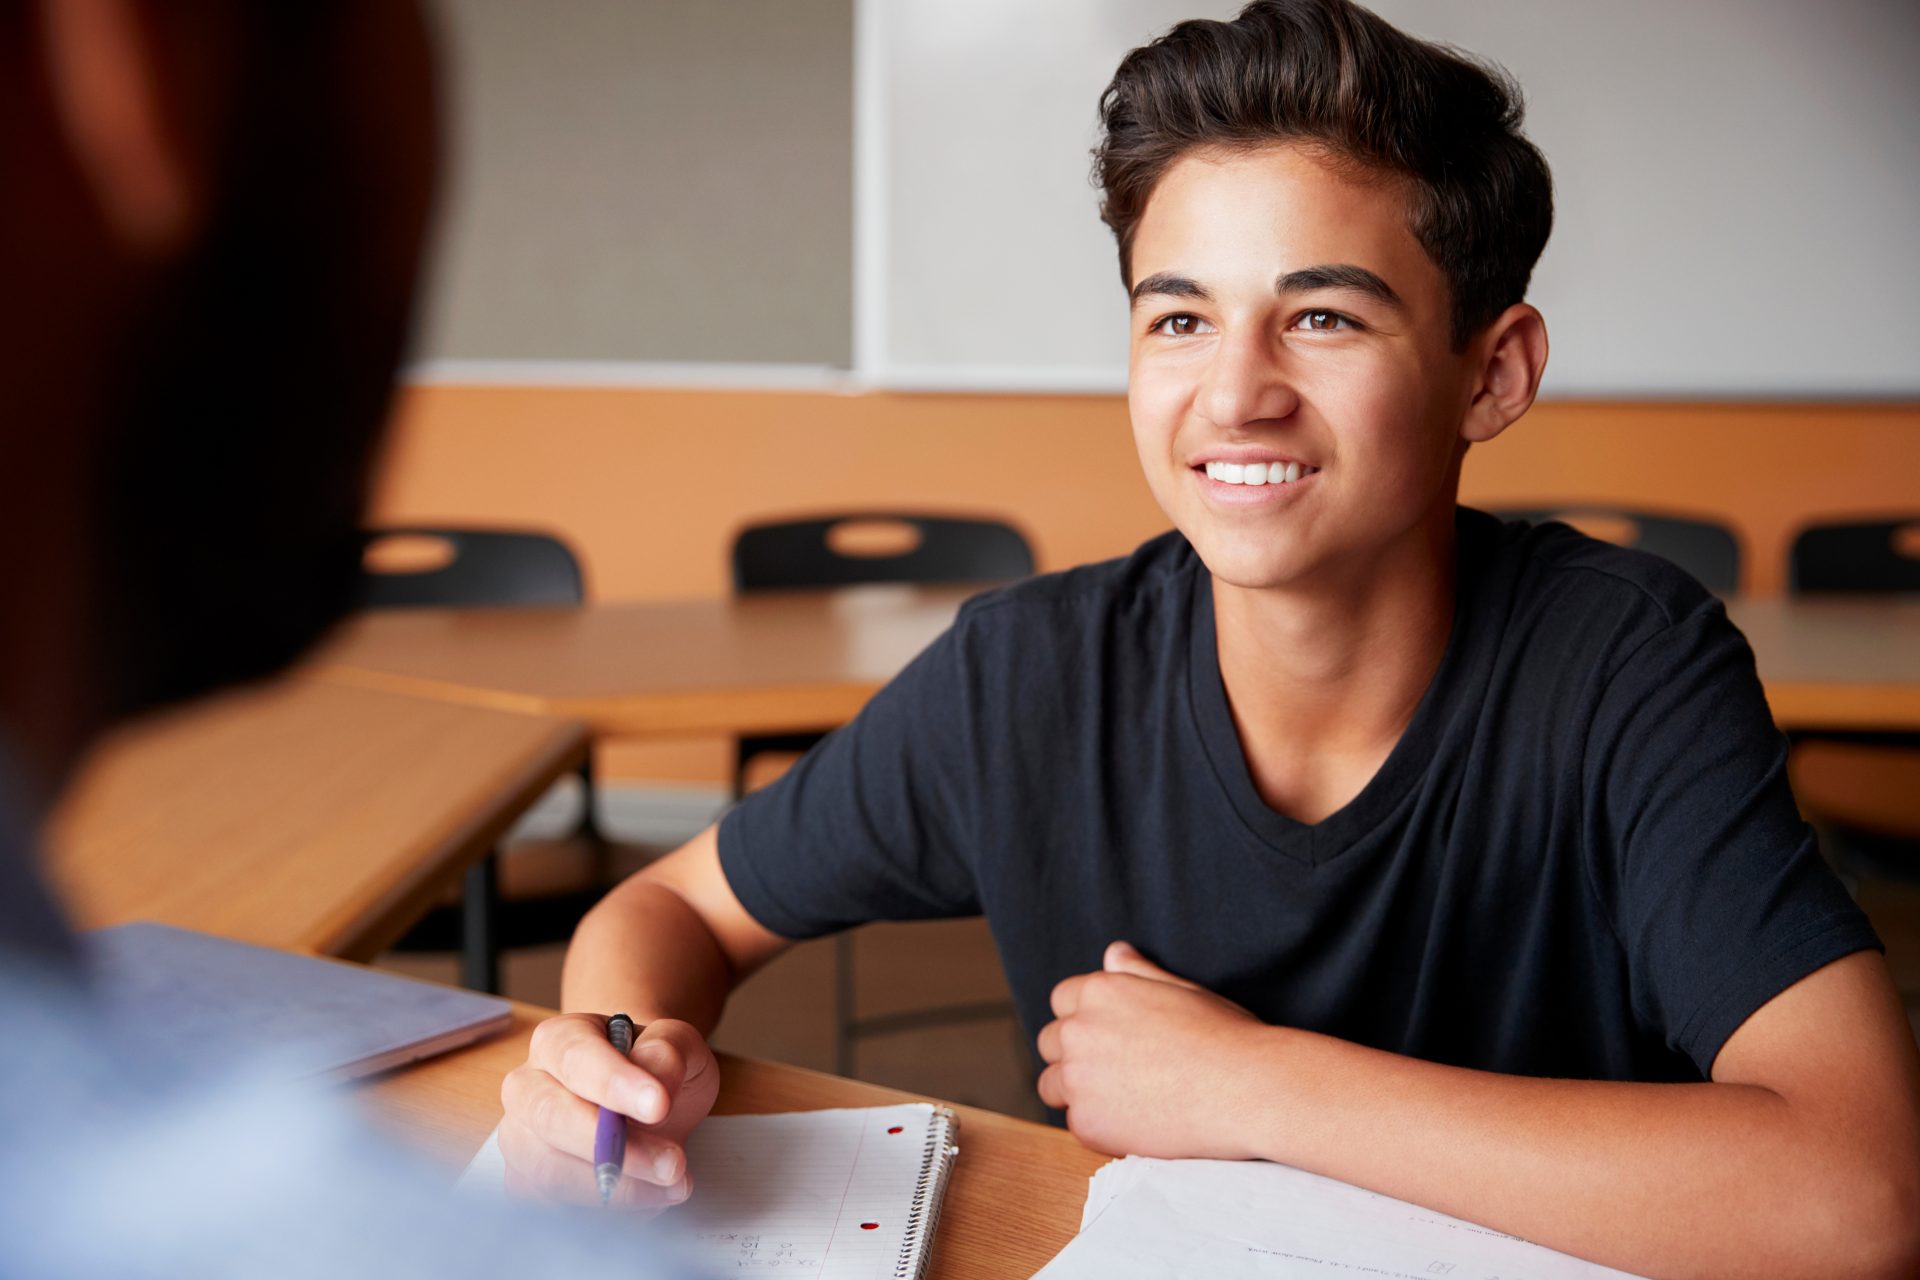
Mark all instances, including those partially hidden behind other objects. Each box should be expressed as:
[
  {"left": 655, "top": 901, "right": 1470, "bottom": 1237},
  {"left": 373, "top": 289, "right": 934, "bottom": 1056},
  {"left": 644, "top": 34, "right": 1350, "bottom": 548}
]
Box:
[
  {"left": 356, "top": 1006, "right": 1105, "bottom": 1280},
  {"left": 309, "top": 584, "right": 981, "bottom": 737},
  {"left": 47, "top": 679, "right": 587, "bottom": 961},
  {"left": 1725, "top": 597, "right": 1920, "bottom": 732},
  {"left": 313, "top": 589, "right": 1920, "bottom": 740}
]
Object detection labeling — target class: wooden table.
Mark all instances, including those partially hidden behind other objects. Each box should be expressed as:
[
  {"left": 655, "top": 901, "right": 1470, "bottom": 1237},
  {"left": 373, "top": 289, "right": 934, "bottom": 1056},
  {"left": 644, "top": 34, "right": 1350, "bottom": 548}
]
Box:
[
  {"left": 356, "top": 1005, "right": 1106, "bottom": 1280},
  {"left": 307, "top": 584, "right": 981, "bottom": 737},
  {"left": 310, "top": 590, "right": 1920, "bottom": 739},
  {"left": 1725, "top": 597, "right": 1920, "bottom": 733},
  {"left": 47, "top": 678, "right": 587, "bottom": 961}
]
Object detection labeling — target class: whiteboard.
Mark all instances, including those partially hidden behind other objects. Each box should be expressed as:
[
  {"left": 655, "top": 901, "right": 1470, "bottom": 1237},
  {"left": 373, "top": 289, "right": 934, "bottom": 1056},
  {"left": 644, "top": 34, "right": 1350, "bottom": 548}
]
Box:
[{"left": 858, "top": 0, "right": 1920, "bottom": 396}]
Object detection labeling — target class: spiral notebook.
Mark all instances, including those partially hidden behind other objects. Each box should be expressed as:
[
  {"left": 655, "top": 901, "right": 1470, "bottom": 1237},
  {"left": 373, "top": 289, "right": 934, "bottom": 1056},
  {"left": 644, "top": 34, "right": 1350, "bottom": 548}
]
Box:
[{"left": 464, "top": 1102, "right": 960, "bottom": 1278}]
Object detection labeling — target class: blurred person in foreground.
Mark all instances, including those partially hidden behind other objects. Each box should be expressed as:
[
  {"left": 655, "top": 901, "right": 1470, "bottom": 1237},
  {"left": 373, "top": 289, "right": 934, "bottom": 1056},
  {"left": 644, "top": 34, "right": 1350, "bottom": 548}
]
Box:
[{"left": 0, "top": 1, "right": 693, "bottom": 1271}]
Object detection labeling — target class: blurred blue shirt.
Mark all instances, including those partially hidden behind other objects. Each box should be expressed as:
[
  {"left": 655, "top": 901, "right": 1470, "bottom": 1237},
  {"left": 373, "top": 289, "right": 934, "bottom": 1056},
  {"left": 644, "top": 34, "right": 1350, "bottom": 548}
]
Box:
[{"left": 0, "top": 749, "right": 694, "bottom": 1279}]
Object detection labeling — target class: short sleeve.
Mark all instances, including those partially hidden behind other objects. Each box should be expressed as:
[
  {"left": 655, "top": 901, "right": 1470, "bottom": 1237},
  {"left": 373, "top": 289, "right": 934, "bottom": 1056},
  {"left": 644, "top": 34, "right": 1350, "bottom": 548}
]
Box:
[
  {"left": 1583, "top": 601, "right": 1882, "bottom": 1077},
  {"left": 717, "top": 615, "right": 986, "bottom": 939}
]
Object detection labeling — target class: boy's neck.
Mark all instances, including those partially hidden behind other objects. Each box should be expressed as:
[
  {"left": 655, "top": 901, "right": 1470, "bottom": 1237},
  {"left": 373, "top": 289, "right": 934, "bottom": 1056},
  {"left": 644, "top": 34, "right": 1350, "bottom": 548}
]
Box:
[{"left": 1211, "top": 506, "right": 1458, "bottom": 824}]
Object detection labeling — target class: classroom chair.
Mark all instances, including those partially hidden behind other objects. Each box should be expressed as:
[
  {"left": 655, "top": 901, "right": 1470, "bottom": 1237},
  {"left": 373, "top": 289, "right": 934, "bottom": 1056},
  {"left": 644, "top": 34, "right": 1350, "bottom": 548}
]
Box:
[
  {"left": 729, "top": 513, "right": 1035, "bottom": 1077},
  {"left": 1786, "top": 517, "right": 1920, "bottom": 897},
  {"left": 359, "top": 526, "right": 584, "bottom": 610},
  {"left": 729, "top": 512, "right": 1036, "bottom": 794},
  {"left": 360, "top": 526, "right": 607, "bottom": 994},
  {"left": 1485, "top": 505, "right": 1742, "bottom": 594}
]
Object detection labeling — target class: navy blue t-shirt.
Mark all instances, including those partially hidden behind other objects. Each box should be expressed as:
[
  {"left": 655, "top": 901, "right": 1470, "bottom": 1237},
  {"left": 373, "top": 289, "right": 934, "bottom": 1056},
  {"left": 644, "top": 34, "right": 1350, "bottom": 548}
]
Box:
[{"left": 718, "top": 509, "right": 1879, "bottom": 1082}]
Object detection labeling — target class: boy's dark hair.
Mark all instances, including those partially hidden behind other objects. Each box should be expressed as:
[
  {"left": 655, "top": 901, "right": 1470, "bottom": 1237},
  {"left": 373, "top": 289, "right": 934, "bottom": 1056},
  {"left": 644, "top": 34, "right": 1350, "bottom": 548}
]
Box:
[{"left": 1094, "top": 0, "right": 1553, "bottom": 349}]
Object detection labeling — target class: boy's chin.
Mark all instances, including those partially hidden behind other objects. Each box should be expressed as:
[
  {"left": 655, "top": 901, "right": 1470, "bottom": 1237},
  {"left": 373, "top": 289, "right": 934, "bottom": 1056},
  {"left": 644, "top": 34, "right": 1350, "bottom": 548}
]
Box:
[{"left": 1187, "top": 534, "right": 1317, "bottom": 593}]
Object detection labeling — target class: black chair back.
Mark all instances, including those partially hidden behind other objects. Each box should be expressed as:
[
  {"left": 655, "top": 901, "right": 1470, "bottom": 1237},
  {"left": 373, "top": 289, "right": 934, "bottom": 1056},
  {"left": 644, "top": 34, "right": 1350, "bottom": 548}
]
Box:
[
  {"left": 732, "top": 514, "right": 1034, "bottom": 593},
  {"left": 1789, "top": 518, "right": 1920, "bottom": 594},
  {"left": 1490, "top": 505, "right": 1741, "bottom": 594},
  {"left": 359, "top": 527, "right": 584, "bottom": 610},
  {"left": 359, "top": 526, "right": 596, "bottom": 989}
]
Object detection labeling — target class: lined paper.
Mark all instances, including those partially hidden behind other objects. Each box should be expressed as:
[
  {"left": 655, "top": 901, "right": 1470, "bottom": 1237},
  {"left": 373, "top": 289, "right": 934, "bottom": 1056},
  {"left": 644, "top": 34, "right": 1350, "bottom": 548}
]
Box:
[
  {"left": 463, "top": 1103, "right": 955, "bottom": 1278},
  {"left": 676, "top": 1104, "right": 943, "bottom": 1274}
]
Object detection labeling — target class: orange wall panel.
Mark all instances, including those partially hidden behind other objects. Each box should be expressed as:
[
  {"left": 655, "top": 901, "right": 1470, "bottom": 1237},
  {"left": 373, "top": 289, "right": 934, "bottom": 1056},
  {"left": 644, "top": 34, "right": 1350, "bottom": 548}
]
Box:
[{"left": 371, "top": 387, "right": 1920, "bottom": 784}]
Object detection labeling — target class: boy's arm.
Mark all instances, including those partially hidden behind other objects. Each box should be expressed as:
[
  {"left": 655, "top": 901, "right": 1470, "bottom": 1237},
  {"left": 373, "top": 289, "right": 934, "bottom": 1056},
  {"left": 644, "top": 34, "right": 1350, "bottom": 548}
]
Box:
[
  {"left": 497, "top": 825, "right": 792, "bottom": 1207},
  {"left": 560, "top": 822, "right": 790, "bottom": 1028},
  {"left": 1037, "top": 943, "right": 1920, "bottom": 1280}
]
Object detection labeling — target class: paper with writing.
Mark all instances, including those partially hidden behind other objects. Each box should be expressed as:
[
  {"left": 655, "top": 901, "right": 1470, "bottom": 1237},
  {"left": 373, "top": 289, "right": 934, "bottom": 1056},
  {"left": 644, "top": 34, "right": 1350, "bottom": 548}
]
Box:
[{"left": 464, "top": 1103, "right": 956, "bottom": 1277}]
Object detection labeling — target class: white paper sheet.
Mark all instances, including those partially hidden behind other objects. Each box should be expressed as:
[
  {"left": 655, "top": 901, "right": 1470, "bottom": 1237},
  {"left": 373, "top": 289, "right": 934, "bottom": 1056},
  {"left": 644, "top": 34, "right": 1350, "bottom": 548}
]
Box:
[
  {"left": 1039, "top": 1157, "right": 1648, "bottom": 1280},
  {"left": 464, "top": 1104, "right": 951, "bottom": 1277}
]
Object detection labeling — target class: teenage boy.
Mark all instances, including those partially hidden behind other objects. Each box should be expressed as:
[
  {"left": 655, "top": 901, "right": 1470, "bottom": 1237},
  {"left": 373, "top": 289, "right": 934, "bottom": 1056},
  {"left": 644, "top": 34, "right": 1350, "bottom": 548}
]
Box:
[{"left": 504, "top": 3, "right": 1920, "bottom": 1275}]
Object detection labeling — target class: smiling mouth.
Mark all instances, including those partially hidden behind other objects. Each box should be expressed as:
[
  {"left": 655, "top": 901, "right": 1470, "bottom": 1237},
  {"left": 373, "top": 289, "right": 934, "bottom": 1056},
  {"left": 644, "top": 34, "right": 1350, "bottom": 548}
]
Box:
[{"left": 1197, "top": 460, "right": 1321, "bottom": 486}]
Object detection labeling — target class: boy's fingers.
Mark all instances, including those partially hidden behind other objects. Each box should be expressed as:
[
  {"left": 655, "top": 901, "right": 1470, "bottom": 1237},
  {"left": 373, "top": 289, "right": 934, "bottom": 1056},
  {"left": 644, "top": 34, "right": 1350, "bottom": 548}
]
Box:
[
  {"left": 1103, "top": 940, "right": 1201, "bottom": 990},
  {"left": 1050, "top": 973, "right": 1089, "bottom": 1018},
  {"left": 1036, "top": 1063, "right": 1067, "bottom": 1110},
  {"left": 499, "top": 1116, "right": 691, "bottom": 1211},
  {"left": 633, "top": 1027, "right": 689, "bottom": 1105},
  {"left": 498, "top": 1113, "right": 589, "bottom": 1202},
  {"left": 528, "top": 1012, "right": 670, "bottom": 1123},
  {"left": 500, "top": 1065, "right": 690, "bottom": 1182},
  {"left": 1035, "top": 1018, "right": 1064, "bottom": 1064},
  {"left": 500, "top": 1062, "right": 584, "bottom": 1146}
]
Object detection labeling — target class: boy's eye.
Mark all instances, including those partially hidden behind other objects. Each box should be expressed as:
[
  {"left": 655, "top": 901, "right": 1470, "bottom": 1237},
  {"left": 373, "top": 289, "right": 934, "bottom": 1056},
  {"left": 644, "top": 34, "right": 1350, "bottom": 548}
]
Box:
[
  {"left": 1149, "top": 313, "right": 1213, "bottom": 337},
  {"left": 1294, "top": 310, "right": 1355, "bottom": 332}
]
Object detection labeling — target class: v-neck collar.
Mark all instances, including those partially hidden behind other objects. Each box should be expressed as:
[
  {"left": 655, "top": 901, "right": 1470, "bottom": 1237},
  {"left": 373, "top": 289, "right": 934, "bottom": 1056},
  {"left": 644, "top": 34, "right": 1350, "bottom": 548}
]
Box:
[{"left": 1183, "top": 511, "right": 1494, "bottom": 867}]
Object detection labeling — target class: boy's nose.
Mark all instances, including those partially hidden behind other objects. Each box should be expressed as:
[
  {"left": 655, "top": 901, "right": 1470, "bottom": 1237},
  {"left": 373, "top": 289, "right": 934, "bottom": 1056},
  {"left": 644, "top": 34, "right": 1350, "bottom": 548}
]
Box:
[{"left": 1194, "top": 333, "right": 1300, "bottom": 431}]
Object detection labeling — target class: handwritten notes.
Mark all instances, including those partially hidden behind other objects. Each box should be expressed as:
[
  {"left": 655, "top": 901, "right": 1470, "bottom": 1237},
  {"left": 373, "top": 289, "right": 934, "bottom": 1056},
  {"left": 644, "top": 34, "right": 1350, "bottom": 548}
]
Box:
[
  {"left": 674, "top": 1105, "right": 950, "bottom": 1274},
  {"left": 463, "top": 1104, "right": 956, "bottom": 1278}
]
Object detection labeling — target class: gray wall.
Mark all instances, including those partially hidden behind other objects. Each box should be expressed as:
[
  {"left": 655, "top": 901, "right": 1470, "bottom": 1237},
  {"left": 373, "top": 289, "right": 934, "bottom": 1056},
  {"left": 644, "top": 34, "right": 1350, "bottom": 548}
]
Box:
[
  {"left": 419, "top": 0, "right": 853, "bottom": 365},
  {"left": 871, "top": 0, "right": 1920, "bottom": 394},
  {"left": 420, "top": 1, "right": 1920, "bottom": 395}
]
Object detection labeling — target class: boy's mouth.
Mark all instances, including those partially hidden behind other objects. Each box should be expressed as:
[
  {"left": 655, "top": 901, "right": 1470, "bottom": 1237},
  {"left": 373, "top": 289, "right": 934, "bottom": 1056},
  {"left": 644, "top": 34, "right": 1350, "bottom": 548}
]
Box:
[{"left": 1195, "top": 460, "right": 1322, "bottom": 486}]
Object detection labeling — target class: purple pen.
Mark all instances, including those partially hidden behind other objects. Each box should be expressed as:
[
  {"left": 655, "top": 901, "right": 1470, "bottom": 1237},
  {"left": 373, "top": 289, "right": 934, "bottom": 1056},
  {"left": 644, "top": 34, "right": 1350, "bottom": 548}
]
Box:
[{"left": 595, "top": 1013, "right": 640, "bottom": 1206}]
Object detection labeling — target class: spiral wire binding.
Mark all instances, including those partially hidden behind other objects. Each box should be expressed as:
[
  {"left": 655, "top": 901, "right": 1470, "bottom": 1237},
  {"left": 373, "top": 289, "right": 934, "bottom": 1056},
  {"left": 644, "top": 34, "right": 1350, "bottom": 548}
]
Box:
[{"left": 894, "top": 1107, "right": 960, "bottom": 1278}]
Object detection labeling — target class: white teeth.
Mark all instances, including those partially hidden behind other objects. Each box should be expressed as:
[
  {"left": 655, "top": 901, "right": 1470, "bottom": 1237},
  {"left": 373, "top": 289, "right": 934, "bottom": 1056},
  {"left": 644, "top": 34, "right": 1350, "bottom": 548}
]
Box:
[{"left": 1205, "top": 460, "right": 1313, "bottom": 485}]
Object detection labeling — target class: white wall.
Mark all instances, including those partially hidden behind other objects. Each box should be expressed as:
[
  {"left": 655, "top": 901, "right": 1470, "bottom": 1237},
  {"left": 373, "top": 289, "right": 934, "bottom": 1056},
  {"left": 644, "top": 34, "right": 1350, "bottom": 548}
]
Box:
[{"left": 862, "top": 0, "right": 1920, "bottom": 396}]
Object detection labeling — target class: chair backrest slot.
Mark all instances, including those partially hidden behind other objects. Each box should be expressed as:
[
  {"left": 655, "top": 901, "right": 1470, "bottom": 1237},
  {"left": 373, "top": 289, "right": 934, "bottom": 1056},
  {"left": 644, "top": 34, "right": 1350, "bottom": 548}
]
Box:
[
  {"left": 358, "top": 526, "right": 586, "bottom": 609},
  {"left": 731, "top": 513, "right": 1034, "bottom": 594}
]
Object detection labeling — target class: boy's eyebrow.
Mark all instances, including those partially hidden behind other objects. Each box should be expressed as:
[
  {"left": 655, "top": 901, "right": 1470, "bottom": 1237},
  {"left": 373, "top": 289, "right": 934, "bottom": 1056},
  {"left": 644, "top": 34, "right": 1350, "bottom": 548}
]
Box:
[
  {"left": 1129, "top": 273, "right": 1213, "bottom": 306},
  {"left": 1275, "top": 264, "right": 1404, "bottom": 309},
  {"left": 1129, "top": 265, "right": 1403, "bottom": 310}
]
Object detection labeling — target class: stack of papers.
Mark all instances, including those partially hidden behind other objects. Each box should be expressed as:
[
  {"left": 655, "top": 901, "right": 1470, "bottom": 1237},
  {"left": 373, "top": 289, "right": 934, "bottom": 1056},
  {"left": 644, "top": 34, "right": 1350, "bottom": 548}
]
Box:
[{"left": 1036, "top": 1156, "right": 1647, "bottom": 1279}]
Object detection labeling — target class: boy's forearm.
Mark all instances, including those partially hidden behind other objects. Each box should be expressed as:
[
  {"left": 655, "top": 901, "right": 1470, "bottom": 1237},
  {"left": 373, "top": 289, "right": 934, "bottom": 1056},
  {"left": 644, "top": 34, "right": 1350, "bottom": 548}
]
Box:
[
  {"left": 559, "top": 878, "right": 737, "bottom": 1034},
  {"left": 1252, "top": 1027, "right": 1908, "bottom": 1280}
]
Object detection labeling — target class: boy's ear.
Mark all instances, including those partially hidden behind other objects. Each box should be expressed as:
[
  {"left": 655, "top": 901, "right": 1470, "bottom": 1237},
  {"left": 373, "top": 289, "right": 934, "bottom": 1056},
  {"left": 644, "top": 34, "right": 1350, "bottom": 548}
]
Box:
[
  {"left": 1460, "top": 303, "right": 1549, "bottom": 445},
  {"left": 38, "top": 0, "right": 200, "bottom": 257}
]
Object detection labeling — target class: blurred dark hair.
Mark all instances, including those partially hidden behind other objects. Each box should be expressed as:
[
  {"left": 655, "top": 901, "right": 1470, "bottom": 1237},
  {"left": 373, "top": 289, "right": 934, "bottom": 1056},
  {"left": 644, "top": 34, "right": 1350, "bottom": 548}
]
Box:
[
  {"left": 89, "top": 4, "right": 436, "bottom": 719},
  {"left": 1094, "top": 0, "right": 1552, "bottom": 348}
]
